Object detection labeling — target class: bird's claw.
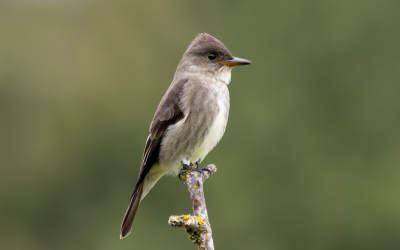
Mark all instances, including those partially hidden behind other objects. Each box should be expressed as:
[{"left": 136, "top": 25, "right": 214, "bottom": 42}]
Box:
[
  {"left": 178, "top": 169, "right": 188, "bottom": 181},
  {"left": 194, "top": 167, "right": 211, "bottom": 175},
  {"left": 178, "top": 164, "right": 195, "bottom": 181},
  {"left": 178, "top": 162, "right": 210, "bottom": 181}
]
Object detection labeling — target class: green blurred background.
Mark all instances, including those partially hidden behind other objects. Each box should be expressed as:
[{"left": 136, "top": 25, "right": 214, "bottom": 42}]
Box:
[{"left": 1, "top": 0, "right": 400, "bottom": 249}]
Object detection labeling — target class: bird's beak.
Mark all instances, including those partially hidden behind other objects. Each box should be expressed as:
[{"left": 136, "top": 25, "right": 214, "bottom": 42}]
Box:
[{"left": 218, "top": 56, "right": 252, "bottom": 67}]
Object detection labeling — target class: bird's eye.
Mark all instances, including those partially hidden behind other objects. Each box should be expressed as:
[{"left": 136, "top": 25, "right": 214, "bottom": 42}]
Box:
[{"left": 208, "top": 53, "right": 216, "bottom": 60}]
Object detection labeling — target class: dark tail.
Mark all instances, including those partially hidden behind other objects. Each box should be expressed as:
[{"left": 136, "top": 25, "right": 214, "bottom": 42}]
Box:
[{"left": 120, "top": 182, "right": 144, "bottom": 239}]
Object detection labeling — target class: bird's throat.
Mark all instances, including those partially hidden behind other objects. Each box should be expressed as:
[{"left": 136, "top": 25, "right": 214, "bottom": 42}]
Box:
[{"left": 216, "top": 66, "right": 232, "bottom": 85}]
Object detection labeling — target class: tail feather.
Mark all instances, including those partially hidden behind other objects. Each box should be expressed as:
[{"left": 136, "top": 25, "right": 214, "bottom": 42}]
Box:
[{"left": 120, "top": 182, "right": 144, "bottom": 239}]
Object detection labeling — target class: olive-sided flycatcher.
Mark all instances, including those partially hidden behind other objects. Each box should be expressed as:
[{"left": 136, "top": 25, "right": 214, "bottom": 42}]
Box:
[{"left": 120, "top": 33, "right": 251, "bottom": 238}]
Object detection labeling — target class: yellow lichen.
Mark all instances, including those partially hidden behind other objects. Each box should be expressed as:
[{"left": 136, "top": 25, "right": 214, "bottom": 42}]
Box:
[
  {"left": 194, "top": 185, "right": 198, "bottom": 189},
  {"left": 193, "top": 216, "right": 205, "bottom": 226},
  {"left": 181, "top": 170, "right": 192, "bottom": 181},
  {"left": 170, "top": 218, "right": 174, "bottom": 222},
  {"left": 183, "top": 215, "right": 190, "bottom": 220}
]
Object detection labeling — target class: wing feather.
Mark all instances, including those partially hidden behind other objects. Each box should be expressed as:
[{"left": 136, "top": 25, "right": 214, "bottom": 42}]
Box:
[
  {"left": 136, "top": 78, "right": 187, "bottom": 190},
  {"left": 121, "top": 78, "right": 188, "bottom": 237}
]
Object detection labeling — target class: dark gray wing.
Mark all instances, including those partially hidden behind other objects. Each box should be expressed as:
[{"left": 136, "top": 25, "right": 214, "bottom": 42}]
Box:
[
  {"left": 137, "top": 78, "right": 187, "bottom": 187},
  {"left": 120, "top": 78, "right": 187, "bottom": 238}
]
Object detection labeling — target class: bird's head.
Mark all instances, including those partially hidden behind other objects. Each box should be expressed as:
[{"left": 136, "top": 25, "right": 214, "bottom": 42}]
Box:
[{"left": 177, "top": 33, "right": 251, "bottom": 82}]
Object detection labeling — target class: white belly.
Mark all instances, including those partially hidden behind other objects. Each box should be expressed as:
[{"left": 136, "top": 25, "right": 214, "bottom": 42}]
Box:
[
  {"left": 144, "top": 98, "right": 228, "bottom": 198},
  {"left": 190, "top": 93, "right": 228, "bottom": 163},
  {"left": 163, "top": 74, "right": 230, "bottom": 176}
]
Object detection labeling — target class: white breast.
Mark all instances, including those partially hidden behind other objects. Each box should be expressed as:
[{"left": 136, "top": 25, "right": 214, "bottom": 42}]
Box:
[{"left": 190, "top": 79, "right": 229, "bottom": 163}]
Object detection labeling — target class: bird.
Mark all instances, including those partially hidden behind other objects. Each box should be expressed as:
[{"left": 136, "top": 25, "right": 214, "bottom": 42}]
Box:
[{"left": 120, "top": 33, "right": 251, "bottom": 238}]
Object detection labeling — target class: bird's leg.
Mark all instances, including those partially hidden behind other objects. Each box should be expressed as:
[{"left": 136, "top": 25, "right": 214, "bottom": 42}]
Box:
[
  {"left": 179, "top": 162, "right": 212, "bottom": 181},
  {"left": 178, "top": 163, "right": 196, "bottom": 181},
  {"left": 193, "top": 161, "right": 211, "bottom": 175}
]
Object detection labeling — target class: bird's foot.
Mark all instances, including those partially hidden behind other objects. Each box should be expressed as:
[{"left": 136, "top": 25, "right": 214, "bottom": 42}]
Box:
[
  {"left": 193, "top": 162, "right": 212, "bottom": 176},
  {"left": 178, "top": 163, "right": 196, "bottom": 181},
  {"left": 178, "top": 162, "right": 211, "bottom": 181}
]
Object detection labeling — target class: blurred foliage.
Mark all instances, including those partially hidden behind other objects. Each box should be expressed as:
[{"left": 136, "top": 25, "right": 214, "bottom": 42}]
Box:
[{"left": 1, "top": 0, "right": 400, "bottom": 249}]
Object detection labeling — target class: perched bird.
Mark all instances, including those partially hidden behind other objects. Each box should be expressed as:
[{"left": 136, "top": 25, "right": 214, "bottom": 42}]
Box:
[{"left": 120, "top": 33, "right": 251, "bottom": 238}]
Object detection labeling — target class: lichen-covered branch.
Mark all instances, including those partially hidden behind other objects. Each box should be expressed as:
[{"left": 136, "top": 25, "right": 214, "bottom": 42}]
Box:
[{"left": 168, "top": 164, "right": 217, "bottom": 250}]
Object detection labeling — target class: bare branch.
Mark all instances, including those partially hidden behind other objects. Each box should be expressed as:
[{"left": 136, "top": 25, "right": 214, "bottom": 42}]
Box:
[{"left": 168, "top": 164, "right": 217, "bottom": 250}]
